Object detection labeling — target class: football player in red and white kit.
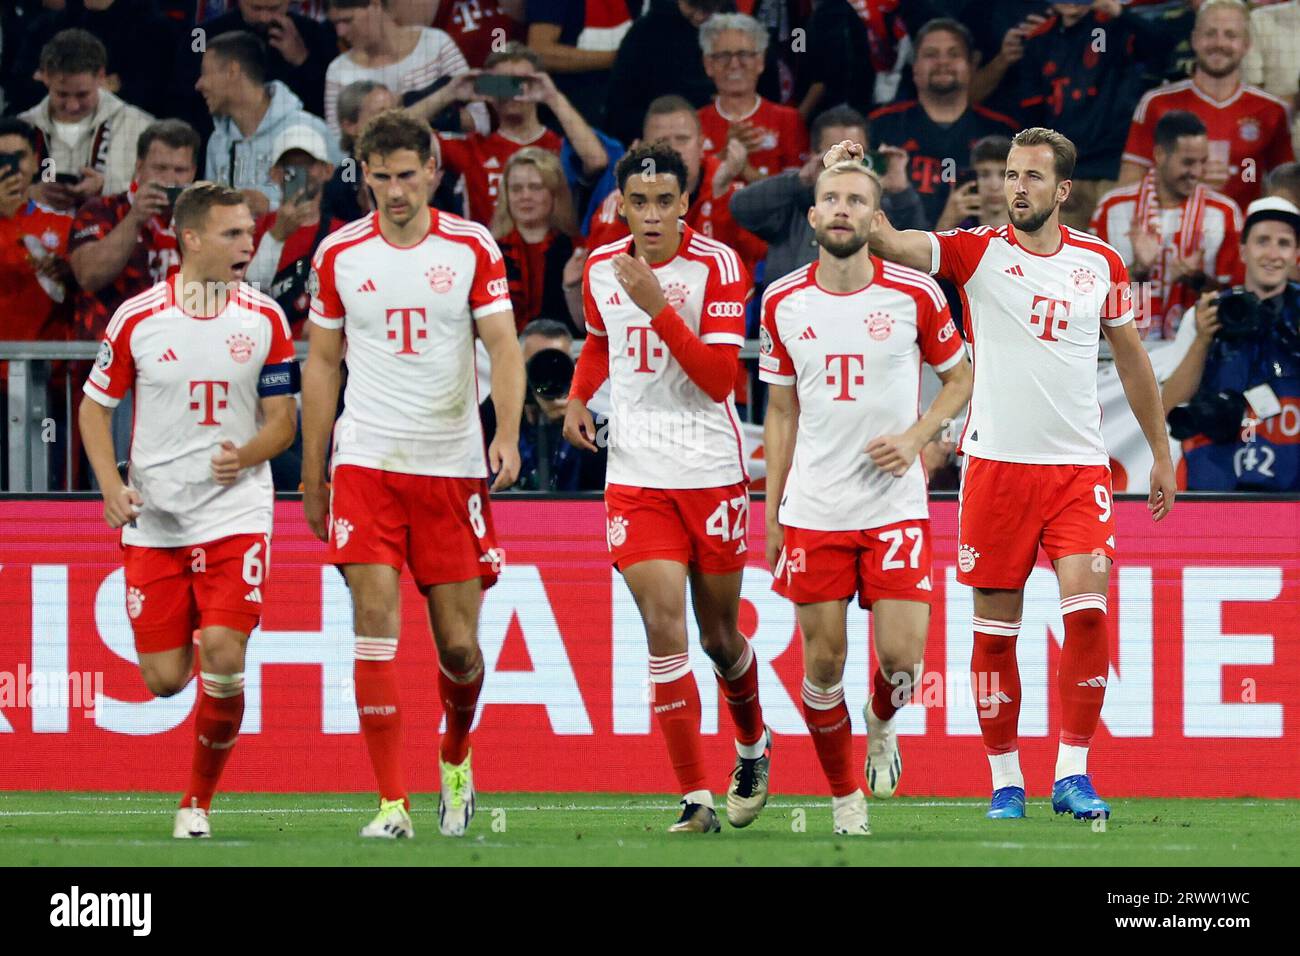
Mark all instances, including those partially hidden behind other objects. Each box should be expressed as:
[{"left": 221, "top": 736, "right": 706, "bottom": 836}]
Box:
[
  {"left": 79, "top": 182, "right": 300, "bottom": 839},
  {"left": 562, "top": 143, "right": 772, "bottom": 834},
  {"left": 860, "top": 128, "right": 1177, "bottom": 821},
  {"left": 761, "top": 159, "right": 972, "bottom": 835},
  {"left": 301, "top": 112, "right": 524, "bottom": 839}
]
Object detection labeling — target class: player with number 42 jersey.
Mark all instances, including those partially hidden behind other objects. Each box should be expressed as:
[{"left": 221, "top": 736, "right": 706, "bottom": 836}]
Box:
[
  {"left": 300, "top": 113, "right": 525, "bottom": 841},
  {"left": 564, "top": 143, "right": 772, "bottom": 836},
  {"left": 864, "top": 127, "right": 1176, "bottom": 824},
  {"left": 760, "top": 156, "right": 972, "bottom": 836},
  {"left": 78, "top": 183, "right": 301, "bottom": 840}
]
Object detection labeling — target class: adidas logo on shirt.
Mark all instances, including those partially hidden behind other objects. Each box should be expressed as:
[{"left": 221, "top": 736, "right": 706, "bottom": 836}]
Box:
[
  {"left": 1004, "top": 265, "right": 1025, "bottom": 277},
  {"left": 357, "top": 279, "right": 377, "bottom": 293},
  {"left": 798, "top": 326, "right": 817, "bottom": 340},
  {"left": 157, "top": 349, "right": 178, "bottom": 362},
  {"left": 605, "top": 292, "right": 622, "bottom": 306}
]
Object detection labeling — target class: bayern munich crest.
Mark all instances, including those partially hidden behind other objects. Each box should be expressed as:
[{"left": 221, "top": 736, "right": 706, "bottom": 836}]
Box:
[
  {"left": 427, "top": 264, "right": 457, "bottom": 293},
  {"left": 1239, "top": 119, "right": 1260, "bottom": 142},
  {"left": 607, "top": 515, "right": 629, "bottom": 548},
  {"left": 1071, "top": 268, "right": 1096, "bottom": 294},
  {"left": 663, "top": 281, "right": 690, "bottom": 309},
  {"left": 126, "top": 586, "right": 145, "bottom": 620},
  {"left": 227, "top": 333, "right": 255, "bottom": 364},
  {"left": 866, "top": 311, "right": 894, "bottom": 341}
]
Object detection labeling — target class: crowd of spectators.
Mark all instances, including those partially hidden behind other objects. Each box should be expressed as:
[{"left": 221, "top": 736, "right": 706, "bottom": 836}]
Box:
[{"left": 0, "top": 0, "right": 1297, "bottom": 491}]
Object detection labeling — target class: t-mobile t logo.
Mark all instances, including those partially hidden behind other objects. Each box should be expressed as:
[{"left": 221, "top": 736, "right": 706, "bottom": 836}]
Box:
[
  {"left": 824, "top": 354, "right": 866, "bottom": 401},
  {"left": 386, "top": 307, "right": 428, "bottom": 355},
  {"left": 1029, "top": 295, "right": 1071, "bottom": 342},
  {"left": 626, "top": 325, "right": 664, "bottom": 373},
  {"left": 188, "top": 380, "right": 229, "bottom": 426}
]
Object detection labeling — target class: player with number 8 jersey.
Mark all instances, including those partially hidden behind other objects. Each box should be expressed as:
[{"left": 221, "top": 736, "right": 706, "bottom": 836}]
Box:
[
  {"left": 300, "top": 112, "right": 525, "bottom": 840},
  {"left": 563, "top": 143, "right": 772, "bottom": 835},
  {"left": 864, "top": 128, "right": 1177, "bottom": 823},
  {"left": 78, "top": 183, "right": 301, "bottom": 839}
]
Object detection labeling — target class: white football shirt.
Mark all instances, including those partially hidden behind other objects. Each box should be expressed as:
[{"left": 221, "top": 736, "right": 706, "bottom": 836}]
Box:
[
  {"left": 759, "top": 258, "right": 965, "bottom": 531},
  {"left": 583, "top": 224, "right": 750, "bottom": 489},
  {"left": 309, "top": 210, "right": 513, "bottom": 479},
  {"left": 928, "top": 224, "right": 1134, "bottom": 465},
  {"left": 82, "top": 276, "right": 298, "bottom": 547}
]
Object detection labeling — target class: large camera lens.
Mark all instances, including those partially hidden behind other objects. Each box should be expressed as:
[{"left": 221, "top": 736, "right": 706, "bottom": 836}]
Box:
[
  {"left": 526, "top": 348, "right": 575, "bottom": 401},
  {"left": 1215, "top": 290, "right": 1262, "bottom": 341},
  {"left": 1167, "top": 390, "right": 1246, "bottom": 443}
]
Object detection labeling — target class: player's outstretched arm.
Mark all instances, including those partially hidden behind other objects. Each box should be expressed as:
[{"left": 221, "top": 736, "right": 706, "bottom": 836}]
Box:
[
  {"left": 1103, "top": 319, "right": 1176, "bottom": 521},
  {"left": 301, "top": 323, "right": 343, "bottom": 541},
  {"left": 78, "top": 395, "right": 141, "bottom": 528},
  {"left": 763, "top": 383, "right": 797, "bottom": 574},
  {"left": 478, "top": 310, "right": 526, "bottom": 491},
  {"left": 211, "top": 396, "right": 297, "bottom": 487}
]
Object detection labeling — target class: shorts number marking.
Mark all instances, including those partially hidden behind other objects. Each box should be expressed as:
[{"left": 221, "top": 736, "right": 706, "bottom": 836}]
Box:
[
  {"left": 468, "top": 493, "right": 487, "bottom": 538},
  {"left": 880, "top": 527, "right": 923, "bottom": 570},
  {"left": 706, "top": 496, "right": 748, "bottom": 542},
  {"left": 242, "top": 539, "right": 267, "bottom": 586},
  {"left": 1094, "top": 484, "right": 1112, "bottom": 522}
]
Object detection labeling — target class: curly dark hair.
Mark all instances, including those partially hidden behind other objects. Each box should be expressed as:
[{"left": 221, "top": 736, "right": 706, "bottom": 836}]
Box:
[{"left": 614, "top": 142, "right": 689, "bottom": 196}]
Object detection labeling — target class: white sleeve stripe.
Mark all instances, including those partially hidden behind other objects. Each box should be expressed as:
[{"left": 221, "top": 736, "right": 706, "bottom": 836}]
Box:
[
  {"left": 687, "top": 236, "right": 741, "bottom": 284},
  {"left": 472, "top": 299, "right": 514, "bottom": 320},
  {"left": 1121, "top": 152, "right": 1153, "bottom": 166},
  {"left": 441, "top": 218, "right": 504, "bottom": 263},
  {"left": 701, "top": 332, "right": 745, "bottom": 346},
  {"left": 932, "top": 350, "right": 964, "bottom": 373},
  {"left": 1102, "top": 313, "right": 1135, "bottom": 327},
  {"left": 758, "top": 371, "right": 796, "bottom": 386},
  {"left": 82, "top": 379, "right": 121, "bottom": 408},
  {"left": 585, "top": 324, "right": 608, "bottom": 337},
  {"left": 927, "top": 232, "right": 941, "bottom": 276},
  {"left": 308, "top": 311, "right": 345, "bottom": 329},
  {"left": 882, "top": 265, "right": 947, "bottom": 311},
  {"left": 104, "top": 287, "right": 166, "bottom": 339}
]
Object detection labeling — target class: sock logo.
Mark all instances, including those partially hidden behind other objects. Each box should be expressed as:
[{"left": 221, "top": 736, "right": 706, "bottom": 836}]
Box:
[
  {"left": 333, "top": 517, "right": 354, "bottom": 548},
  {"left": 958, "top": 544, "right": 980, "bottom": 573},
  {"left": 1076, "top": 675, "right": 1108, "bottom": 688},
  {"left": 126, "top": 586, "right": 145, "bottom": 620}
]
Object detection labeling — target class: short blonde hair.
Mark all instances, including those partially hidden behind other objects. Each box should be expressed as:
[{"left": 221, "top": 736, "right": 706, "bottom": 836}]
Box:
[
  {"left": 1011, "top": 127, "right": 1077, "bottom": 181},
  {"left": 1195, "top": 0, "right": 1249, "bottom": 29},
  {"left": 490, "top": 147, "right": 579, "bottom": 240},
  {"left": 815, "top": 159, "right": 883, "bottom": 203}
]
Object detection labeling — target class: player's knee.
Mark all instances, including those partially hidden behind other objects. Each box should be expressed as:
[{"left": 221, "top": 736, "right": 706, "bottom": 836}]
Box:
[
  {"left": 877, "top": 654, "right": 922, "bottom": 688},
  {"left": 804, "top": 647, "right": 846, "bottom": 686},
  {"left": 696, "top": 623, "right": 733, "bottom": 658},
  {"left": 353, "top": 603, "right": 397, "bottom": 638},
  {"left": 438, "top": 639, "right": 480, "bottom": 675},
  {"left": 142, "top": 670, "right": 190, "bottom": 698}
]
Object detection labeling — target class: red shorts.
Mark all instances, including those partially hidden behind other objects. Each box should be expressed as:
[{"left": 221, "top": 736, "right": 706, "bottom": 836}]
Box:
[
  {"left": 605, "top": 482, "right": 749, "bottom": 574},
  {"left": 957, "top": 456, "right": 1117, "bottom": 589},
  {"left": 773, "top": 519, "right": 934, "bottom": 608},
  {"left": 122, "top": 532, "right": 268, "bottom": 655},
  {"left": 328, "top": 464, "right": 502, "bottom": 591}
]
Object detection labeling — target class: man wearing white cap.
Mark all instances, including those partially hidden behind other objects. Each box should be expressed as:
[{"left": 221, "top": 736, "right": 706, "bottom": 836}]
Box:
[
  {"left": 1162, "top": 196, "right": 1300, "bottom": 490},
  {"left": 246, "top": 124, "right": 340, "bottom": 335}
]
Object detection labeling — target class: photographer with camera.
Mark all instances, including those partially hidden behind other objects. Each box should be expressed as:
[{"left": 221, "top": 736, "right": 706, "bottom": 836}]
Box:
[
  {"left": 1161, "top": 197, "right": 1300, "bottom": 490},
  {"left": 481, "top": 318, "right": 607, "bottom": 492}
]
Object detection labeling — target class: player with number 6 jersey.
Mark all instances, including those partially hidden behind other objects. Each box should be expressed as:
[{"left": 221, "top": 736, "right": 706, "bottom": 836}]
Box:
[
  {"left": 300, "top": 112, "right": 525, "bottom": 840},
  {"left": 563, "top": 143, "right": 772, "bottom": 835},
  {"left": 78, "top": 183, "right": 301, "bottom": 839},
  {"left": 862, "top": 128, "right": 1177, "bottom": 823},
  {"left": 761, "top": 158, "right": 972, "bottom": 835}
]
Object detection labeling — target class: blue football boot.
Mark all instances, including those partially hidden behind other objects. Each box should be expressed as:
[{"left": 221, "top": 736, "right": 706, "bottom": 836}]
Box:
[
  {"left": 1052, "top": 774, "right": 1111, "bottom": 820},
  {"left": 986, "top": 786, "right": 1026, "bottom": 819}
]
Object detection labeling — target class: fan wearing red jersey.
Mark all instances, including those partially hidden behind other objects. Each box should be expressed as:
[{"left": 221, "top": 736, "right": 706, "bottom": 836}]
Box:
[
  {"left": 761, "top": 159, "right": 972, "bottom": 836},
  {"left": 78, "top": 183, "right": 300, "bottom": 839},
  {"left": 562, "top": 143, "right": 771, "bottom": 835},
  {"left": 300, "top": 111, "right": 524, "bottom": 840},
  {"left": 860, "top": 128, "right": 1178, "bottom": 821}
]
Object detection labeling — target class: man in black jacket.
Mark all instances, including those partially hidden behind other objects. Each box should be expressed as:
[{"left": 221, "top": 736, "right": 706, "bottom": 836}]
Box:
[
  {"left": 602, "top": 0, "right": 732, "bottom": 148},
  {"left": 177, "top": 0, "right": 338, "bottom": 129}
]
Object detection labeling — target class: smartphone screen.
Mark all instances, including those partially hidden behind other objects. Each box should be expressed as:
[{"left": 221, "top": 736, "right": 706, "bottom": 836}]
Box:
[
  {"left": 0, "top": 152, "right": 22, "bottom": 177},
  {"left": 474, "top": 74, "right": 525, "bottom": 100},
  {"left": 281, "top": 166, "right": 309, "bottom": 202},
  {"left": 54, "top": 172, "right": 82, "bottom": 185}
]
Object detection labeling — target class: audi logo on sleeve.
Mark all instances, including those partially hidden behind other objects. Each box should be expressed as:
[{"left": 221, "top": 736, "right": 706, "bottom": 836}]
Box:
[
  {"left": 487, "top": 277, "right": 509, "bottom": 298},
  {"left": 706, "top": 302, "right": 745, "bottom": 318}
]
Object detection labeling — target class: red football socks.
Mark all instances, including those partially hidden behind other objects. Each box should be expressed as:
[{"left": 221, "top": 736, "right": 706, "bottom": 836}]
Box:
[
  {"left": 802, "top": 678, "right": 856, "bottom": 797},
  {"left": 354, "top": 636, "right": 407, "bottom": 808},
  {"left": 181, "top": 672, "right": 245, "bottom": 812},
  {"left": 971, "top": 617, "right": 1022, "bottom": 755},
  {"left": 438, "top": 657, "right": 485, "bottom": 765},
  {"left": 1058, "top": 594, "right": 1110, "bottom": 748},
  {"left": 650, "top": 654, "right": 708, "bottom": 794}
]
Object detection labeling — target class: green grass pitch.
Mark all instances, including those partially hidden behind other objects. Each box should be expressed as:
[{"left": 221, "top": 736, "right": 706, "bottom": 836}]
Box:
[{"left": 3, "top": 793, "right": 1299, "bottom": 866}]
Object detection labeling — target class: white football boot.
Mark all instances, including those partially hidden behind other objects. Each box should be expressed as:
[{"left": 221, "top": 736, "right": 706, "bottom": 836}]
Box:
[
  {"left": 832, "top": 789, "right": 872, "bottom": 835},
  {"left": 439, "top": 751, "right": 476, "bottom": 837},
  {"left": 864, "top": 696, "right": 903, "bottom": 798},
  {"left": 359, "top": 798, "right": 414, "bottom": 838},
  {"left": 173, "top": 798, "right": 211, "bottom": 839}
]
